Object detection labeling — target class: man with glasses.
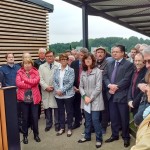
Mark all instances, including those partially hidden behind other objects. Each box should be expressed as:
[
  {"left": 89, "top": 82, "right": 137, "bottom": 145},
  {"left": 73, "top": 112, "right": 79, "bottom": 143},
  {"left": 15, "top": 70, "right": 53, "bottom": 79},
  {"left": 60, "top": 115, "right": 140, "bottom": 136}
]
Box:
[
  {"left": 103, "top": 45, "right": 134, "bottom": 148},
  {"left": 138, "top": 46, "right": 150, "bottom": 92},
  {"left": 39, "top": 51, "right": 60, "bottom": 132}
]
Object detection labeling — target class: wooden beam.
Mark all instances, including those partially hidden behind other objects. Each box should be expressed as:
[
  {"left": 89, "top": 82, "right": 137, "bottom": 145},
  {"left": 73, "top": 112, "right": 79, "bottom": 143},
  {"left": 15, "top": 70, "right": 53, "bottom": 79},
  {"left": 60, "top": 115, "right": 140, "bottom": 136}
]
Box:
[{"left": 99, "top": 4, "right": 150, "bottom": 12}]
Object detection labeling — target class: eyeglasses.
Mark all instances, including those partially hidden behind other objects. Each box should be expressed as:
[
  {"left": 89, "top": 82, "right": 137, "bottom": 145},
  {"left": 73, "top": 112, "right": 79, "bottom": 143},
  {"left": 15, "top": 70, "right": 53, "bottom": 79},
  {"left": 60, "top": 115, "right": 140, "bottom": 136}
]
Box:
[
  {"left": 46, "top": 55, "right": 53, "bottom": 58},
  {"left": 60, "top": 59, "right": 68, "bottom": 61},
  {"left": 144, "top": 60, "right": 150, "bottom": 64}
]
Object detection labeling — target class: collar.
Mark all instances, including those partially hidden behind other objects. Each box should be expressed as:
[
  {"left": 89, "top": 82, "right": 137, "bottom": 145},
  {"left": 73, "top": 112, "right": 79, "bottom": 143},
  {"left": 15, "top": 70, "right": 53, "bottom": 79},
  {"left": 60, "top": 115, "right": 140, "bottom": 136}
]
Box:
[
  {"left": 40, "top": 59, "right": 45, "bottom": 62},
  {"left": 58, "top": 65, "right": 69, "bottom": 71},
  {"left": 8, "top": 64, "right": 14, "bottom": 68},
  {"left": 115, "top": 58, "right": 123, "bottom": 63}
]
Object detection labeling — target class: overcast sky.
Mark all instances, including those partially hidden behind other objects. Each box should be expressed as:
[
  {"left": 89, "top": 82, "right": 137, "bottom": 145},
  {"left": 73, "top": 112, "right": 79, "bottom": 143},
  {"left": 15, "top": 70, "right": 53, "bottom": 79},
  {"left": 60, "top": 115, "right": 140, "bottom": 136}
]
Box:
[{"left": 43, "top": 0, "right": 150, "bottom": 44}]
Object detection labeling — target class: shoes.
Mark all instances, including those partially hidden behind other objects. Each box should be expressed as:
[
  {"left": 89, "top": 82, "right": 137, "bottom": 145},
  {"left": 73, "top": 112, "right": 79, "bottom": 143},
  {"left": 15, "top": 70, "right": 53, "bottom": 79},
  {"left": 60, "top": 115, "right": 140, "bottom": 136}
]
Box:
[
  {"left": 78, "top": 138, "right": 91, "bottom": 143},
  {"left": 67, "top": 130, "right": 72, "bottom": 137},
  {"left": 34, "top": 136, "right": 41, "bottom": 142},
  {"left": 45, "top": 127, "right": 51, "bottom": 132},
  {"left": 56, "top": 129, "right": 65, "bottom": 136},
  {"left": 72, "top": 123, "right": 80, "bottom": 130},
  {"left": 23, "top": 136, "right": 28, "bottom": 144},
  {"left": 96, "top": 141, "right": 102, "bottom": 148},
  {"left": 124, "top": 140, "right": 130, "bottom": 147},
  {"left": 105, "top": 136, "right": 119, "bottom": 143}
]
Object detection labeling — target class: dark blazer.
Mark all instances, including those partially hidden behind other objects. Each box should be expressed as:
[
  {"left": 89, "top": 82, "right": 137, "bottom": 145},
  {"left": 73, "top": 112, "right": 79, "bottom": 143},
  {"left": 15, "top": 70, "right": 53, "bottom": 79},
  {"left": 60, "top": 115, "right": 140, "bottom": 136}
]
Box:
[
  {"left": 103, "top": 58, "right": 134, "bottom": 103},
  {"left": 70, "top": 60, "right": 80, "bottom": 88},
  {"left": 34, "top": 58, "right": 46, "bottom": 70},
  {"left": 127, "top": 66, "right": 147, "bottom": 108}
]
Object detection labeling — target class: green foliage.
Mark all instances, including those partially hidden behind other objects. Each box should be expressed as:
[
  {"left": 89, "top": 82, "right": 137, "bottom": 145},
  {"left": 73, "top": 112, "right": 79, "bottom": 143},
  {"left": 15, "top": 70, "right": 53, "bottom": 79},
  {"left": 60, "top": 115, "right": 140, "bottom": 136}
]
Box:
[{"left": 49, "top": 36, "right": 150, "bottom": 54}]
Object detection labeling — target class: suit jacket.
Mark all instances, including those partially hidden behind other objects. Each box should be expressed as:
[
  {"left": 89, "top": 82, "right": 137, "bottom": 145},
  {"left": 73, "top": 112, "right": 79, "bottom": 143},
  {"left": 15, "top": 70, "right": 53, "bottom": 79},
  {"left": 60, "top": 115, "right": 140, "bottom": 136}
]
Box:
[
  {"left": 103, "top": 58, "right": 134, "bottom": 103},
  {"left": 128, "top": 66, "right": 147, "bottom": 108},
  {"left": 70, "top": 60, "right": 80, "bottom": 88},
  {"left": 34, "top": 58, "right": 46, "bottom": 69}
]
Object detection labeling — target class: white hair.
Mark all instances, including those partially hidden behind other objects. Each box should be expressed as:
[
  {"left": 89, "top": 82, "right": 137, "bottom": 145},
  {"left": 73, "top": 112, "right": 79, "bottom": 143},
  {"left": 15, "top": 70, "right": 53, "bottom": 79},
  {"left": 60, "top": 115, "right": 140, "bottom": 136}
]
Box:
[
  {"left": 68, "top": 55, "right": 75, "bottom": 61},
  {"left": 38, "top": 48, "right": 46, "bottom": 53},
  {"left": 142, "top": 46, "right": 150, "bottom": 55}
]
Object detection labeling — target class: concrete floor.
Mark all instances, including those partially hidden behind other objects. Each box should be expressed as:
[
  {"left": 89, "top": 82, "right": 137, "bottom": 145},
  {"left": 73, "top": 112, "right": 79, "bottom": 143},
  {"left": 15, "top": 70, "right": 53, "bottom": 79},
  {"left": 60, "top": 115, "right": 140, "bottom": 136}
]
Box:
[{"left": 21, "top": 115, "right": 135, "bottom": 150}]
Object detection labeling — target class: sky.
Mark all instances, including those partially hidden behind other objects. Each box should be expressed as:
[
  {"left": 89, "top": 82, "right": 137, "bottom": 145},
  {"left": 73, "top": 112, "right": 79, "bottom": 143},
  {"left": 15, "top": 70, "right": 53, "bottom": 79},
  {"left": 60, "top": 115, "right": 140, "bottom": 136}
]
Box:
[{"left": 43, "top": 0, "right": 150, "bottom": 44}]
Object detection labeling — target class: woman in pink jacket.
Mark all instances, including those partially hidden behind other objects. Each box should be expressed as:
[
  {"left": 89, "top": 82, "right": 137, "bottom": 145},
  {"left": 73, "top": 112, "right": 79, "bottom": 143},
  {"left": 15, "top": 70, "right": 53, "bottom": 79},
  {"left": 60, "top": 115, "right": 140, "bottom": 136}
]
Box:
[{"left": 16, "top": 57, "right": 41, "bottom": 144}]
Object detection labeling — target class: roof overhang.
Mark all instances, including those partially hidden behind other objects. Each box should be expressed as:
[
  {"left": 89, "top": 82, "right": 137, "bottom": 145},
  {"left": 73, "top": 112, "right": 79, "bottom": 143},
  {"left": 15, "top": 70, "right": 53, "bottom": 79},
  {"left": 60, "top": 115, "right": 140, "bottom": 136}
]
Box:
[
  {"left": 22, "top": 0, "right": 54, "bottom": 12},
  {"left": 63, "top": 0, "right": 150, "bottom": 37}
]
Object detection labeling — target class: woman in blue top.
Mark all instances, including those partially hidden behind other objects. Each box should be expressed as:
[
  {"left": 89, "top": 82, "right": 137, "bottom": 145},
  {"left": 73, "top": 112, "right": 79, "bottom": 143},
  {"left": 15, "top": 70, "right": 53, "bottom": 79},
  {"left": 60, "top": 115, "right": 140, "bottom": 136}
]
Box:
[{"left": 53, "top": 53, "right": 75, "bottom": 137}]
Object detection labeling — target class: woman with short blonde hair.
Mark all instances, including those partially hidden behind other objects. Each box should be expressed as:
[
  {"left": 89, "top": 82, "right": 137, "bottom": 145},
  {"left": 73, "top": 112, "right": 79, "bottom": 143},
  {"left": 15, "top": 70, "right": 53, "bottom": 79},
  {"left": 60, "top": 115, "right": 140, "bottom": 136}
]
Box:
[{"left": 16, "top": 57, "right": 41, "bottom": 144}]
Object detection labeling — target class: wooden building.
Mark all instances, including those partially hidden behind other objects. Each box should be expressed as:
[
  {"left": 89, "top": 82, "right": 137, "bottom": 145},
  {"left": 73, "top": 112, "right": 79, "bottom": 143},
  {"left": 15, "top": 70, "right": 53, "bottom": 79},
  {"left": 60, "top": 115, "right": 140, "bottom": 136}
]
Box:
[{"left": 0, "top": 0, "right": 53, "bottom": 65}]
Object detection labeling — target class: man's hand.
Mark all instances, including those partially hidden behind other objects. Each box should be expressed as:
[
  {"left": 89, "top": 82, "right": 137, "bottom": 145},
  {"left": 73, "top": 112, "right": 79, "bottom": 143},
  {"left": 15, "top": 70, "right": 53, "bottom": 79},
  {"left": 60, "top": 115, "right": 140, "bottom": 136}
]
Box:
[
  {"left": 84, "top": 96, "right": 91, "bottom": 105},
  {"left": 138, "top": 83, "right": 147, "bottom": 93},
  {"left": 108, "top": 84, "right": 118, "bottom": 94},
  {"left": 128, "top": 101, "right": 134, "bottom": 108},
  {"left": 46, "top": 86, "right": 54, "bottom": 92}
]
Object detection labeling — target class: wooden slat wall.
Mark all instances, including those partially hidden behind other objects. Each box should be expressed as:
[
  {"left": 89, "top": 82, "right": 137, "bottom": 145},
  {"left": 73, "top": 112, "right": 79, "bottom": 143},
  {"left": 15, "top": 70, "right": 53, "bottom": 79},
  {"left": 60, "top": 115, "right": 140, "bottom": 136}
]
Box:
[{"left": 0, "top": 0, "right": 49, "bottom": 65}]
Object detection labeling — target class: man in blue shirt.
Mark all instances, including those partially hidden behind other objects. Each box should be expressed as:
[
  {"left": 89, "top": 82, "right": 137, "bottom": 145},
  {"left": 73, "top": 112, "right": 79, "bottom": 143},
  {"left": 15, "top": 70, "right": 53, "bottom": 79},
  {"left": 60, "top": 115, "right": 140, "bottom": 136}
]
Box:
[{"left": 0, "top": 53, "right": 20, "bottom": 86}]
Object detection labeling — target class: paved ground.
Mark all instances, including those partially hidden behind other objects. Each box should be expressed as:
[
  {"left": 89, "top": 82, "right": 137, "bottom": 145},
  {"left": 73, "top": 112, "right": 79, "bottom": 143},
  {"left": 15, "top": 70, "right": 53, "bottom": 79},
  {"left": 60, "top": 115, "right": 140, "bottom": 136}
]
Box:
[{"left": 21, "top": 115, "right": 135, "bottom": 150}]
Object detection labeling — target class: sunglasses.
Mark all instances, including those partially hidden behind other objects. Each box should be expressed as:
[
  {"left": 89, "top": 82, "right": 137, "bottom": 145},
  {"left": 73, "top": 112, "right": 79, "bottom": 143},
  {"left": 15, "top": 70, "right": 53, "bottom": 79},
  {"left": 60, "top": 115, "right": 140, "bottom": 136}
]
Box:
[{"left": 144, "top": 60, "right": 150, "bottom": 64}]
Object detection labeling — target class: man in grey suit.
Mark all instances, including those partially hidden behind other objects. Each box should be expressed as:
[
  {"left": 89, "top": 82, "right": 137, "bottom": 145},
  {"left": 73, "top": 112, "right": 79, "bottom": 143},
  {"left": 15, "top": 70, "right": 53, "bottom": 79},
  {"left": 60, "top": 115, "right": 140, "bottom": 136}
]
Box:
[{"left": 103, "top": 45, "right": 134, "bottom": 147}]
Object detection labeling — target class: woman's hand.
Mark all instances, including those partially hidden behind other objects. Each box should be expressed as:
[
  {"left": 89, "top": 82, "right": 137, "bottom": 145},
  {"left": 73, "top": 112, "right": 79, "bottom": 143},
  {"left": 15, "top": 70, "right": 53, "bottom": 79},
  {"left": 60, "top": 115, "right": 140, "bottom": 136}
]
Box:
[
  {"left": 56, "top": 90, "right": 63, "bottom": 96},
  {"left": 84, "top": 96, "right": 91, "bottom": 105}
]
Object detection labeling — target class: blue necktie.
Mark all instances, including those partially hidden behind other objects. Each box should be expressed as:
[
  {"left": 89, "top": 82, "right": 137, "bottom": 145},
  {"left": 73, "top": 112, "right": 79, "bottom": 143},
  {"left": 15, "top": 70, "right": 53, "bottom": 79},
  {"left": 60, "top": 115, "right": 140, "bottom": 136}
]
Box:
[
  {"left": 50, "top": 64, "right": 52, "bottom": 69},
  {"left": 111, "top": 61, "right": 119, "bottom": 83}
]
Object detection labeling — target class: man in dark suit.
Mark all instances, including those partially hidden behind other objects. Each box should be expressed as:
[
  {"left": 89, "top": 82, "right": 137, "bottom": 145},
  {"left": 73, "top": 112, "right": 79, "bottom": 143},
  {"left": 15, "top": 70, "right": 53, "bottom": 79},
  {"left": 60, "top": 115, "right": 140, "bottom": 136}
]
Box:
[
  {"left": 128, "top": 53, "right": 147, "bottom": 116},
  {"left": 34, "top": 48, "right": 46, "bottom": 69},
  {"left": 34, "top": 48, "right": 46, "bottom": 119},
  {"left": 103, "top": 45, "right": 134, "bottom": 147},
  {"left": 70, "top": 48, "right": 88, "bottom": 129}
]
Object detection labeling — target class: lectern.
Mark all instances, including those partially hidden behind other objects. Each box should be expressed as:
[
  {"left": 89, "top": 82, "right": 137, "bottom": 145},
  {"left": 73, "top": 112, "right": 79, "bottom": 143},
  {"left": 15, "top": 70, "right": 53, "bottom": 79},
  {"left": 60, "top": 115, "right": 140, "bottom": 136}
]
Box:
[{"left": 0, "top": 86, "right": 20, "bottom": 150}]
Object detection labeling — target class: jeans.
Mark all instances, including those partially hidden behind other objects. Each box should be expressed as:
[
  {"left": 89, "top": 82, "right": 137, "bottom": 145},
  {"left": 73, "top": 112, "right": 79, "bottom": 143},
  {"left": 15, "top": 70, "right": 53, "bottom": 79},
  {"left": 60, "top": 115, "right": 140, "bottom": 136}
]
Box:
[{"left": 84, "top": 111, "right": 102, "bottom": 142}]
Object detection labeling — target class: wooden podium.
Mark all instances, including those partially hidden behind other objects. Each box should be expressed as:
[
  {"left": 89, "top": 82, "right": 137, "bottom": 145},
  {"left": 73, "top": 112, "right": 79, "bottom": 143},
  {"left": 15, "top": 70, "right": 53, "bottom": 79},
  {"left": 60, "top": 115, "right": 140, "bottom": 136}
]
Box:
[{"left": 0, "top": 86, "right": 20, "bottom": 150}]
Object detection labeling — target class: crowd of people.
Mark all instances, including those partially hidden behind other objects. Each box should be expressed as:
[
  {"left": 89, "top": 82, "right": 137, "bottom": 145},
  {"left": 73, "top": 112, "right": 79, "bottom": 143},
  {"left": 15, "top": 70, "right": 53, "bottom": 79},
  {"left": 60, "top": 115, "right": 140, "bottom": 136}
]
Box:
[{"left": 0, "top": 43, "right": 150, "bottom": 149}]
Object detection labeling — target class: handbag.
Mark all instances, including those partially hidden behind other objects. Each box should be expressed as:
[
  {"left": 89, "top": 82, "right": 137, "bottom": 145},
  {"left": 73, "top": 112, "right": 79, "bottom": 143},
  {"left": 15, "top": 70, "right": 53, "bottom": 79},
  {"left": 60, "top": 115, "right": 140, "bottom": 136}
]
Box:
[
  {"left": 23, "top": 73, "right": 33, "bottom": 104},
  {"left": 24, "top": 89, "right": 33, "bottom": 104}
]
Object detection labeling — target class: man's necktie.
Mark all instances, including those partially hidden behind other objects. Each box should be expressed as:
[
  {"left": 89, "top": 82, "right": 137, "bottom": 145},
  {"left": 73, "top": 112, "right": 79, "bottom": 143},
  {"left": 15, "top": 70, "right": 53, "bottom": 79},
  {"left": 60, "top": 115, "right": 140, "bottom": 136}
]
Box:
[
  {"left": 111, "top": 61, "right": 119, "bottom": 83},
  {"left": 50, "top": 64, "right": 52, "bottom": 69}
]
